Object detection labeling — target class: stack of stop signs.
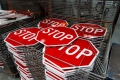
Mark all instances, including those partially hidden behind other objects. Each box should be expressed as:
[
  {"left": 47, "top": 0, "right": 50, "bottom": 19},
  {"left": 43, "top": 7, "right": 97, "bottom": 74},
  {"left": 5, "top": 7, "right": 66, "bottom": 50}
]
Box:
[
  {"left": 36, "top": 26, "right": 101, "bottom": 79},
  {"left": 71, "top": 23, "right": 107, "bottom": 49},
  {"left": 4, "top": 27, "right": 44, "bottom": 80},
  {"left": 4, "top": 18, "right": 69, "bottom": 80}
]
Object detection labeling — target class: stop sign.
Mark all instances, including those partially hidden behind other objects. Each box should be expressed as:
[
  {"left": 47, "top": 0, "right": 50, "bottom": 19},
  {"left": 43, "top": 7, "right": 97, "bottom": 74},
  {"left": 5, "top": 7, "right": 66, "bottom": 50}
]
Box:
[
  {"left": 38, "top": 18, "right": 68, "bottom": 29},
  {"left": 44, "top": 38, "right": 99, "bottom": 69},
  {"left": 4, "top": 27, "right": 39, "bottom": 47},
  {"left": 36, "top": 27, "right": 78, "bottom": 46},
  {"left": 71, "top": 23, "right": 107, "bottom": 38}
]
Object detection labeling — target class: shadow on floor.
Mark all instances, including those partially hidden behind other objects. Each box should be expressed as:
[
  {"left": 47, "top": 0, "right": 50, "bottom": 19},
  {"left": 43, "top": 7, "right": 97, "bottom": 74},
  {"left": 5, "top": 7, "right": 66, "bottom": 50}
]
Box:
[
  {"left": 107, "top": 43, "right": 120, "bottom": 80},
  {"left": 0, "top": 68, "right": 20, "bottom": 80}
]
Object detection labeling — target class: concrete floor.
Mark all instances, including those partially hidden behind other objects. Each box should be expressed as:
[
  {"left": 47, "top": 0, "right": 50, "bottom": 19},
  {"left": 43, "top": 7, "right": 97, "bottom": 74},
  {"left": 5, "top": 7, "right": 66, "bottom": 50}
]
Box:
[
  {"left": 107, "top": 14, "right": 120, "bottom": 80},
  {"left": 112, "top": 15, "right": 120, "bottom": 44},
  {"left": 107, "top": 43, "right": 120, "bottom": 80},
  {"left": 0, "top": 68, "right": 20, "bottom": 80}
]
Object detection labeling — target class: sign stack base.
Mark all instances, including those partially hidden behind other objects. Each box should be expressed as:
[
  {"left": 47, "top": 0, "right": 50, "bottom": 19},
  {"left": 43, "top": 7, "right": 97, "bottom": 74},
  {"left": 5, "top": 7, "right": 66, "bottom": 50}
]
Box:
[
  {"left": 42, "top": 38, "right": 99, "bottom": 80},
  {"left": 43, "top": 57, "right": 93, "bottom": 80}
]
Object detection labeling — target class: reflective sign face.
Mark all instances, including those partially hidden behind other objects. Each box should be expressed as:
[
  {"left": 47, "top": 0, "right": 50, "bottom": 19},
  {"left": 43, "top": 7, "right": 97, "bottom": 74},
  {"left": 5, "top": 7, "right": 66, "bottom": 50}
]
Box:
[
  {"left": 38, "top": 18, "right": 68, "bottom": 29},
  {"left": 71, "top": 23, "right": 107, "bottom": 38},
  {"left": 44, "top": 38, "right": 99, "bottom": 69},
  {"left": 36, "top": 27, "right": 78, "bottom": 46},
  {"left": 4, "top": 27, "right": 39, "bottom": 47}
]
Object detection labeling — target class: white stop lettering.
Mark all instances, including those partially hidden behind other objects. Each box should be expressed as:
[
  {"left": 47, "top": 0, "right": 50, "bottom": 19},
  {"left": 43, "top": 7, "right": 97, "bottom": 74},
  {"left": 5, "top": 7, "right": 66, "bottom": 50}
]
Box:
[{"left": 59, "top": 45, "right": 93, "bottom": 59}]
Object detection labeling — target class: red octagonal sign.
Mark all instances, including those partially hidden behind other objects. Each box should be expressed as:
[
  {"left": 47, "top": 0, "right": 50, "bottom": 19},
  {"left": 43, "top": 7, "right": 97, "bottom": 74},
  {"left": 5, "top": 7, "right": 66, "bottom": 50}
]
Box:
[
  {"left": 38, "top": 18, "right": 68, "bottom": 29},
  {"left": 71, "top": 23, "right": 107, "bottom": 38},
  {"left": 4, "top": 27, "right": 39, "bottom": 47},
  {"left": 44, "top": 38, "right": 99, "bottom": 69},
  {"left": 36, "top": 27, "right": 78, "bottom": 46}
]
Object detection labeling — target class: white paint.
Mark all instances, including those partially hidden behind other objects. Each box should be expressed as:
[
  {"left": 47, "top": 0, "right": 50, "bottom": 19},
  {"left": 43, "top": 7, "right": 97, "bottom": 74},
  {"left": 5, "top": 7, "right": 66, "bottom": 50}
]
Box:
[
  {"left": 72, "top": 25, "right": 104, "bottom": 34},
  {"left": 59, "top": 45, "right": 93, "bottom": 59},
  {"left": 53, "top": 32, "right": 65, "bottom": 39},
  {"left": 14, "top": 29, "right": 36, "bottom": 41},
  {"left": 76, "top": 48, "right": 92, "bottom": 59},
  {"left": 48, "top": 30, "right": 59, "bottom": 36},
  {"left": 80, "top": 26, "right": 87, "bottom": 31},
  {"left": 42, "top": 28, "right": 54, "bottom": 34},
  {"left": 60, "top": 34, "right": 73, "bottom": 41},
  {"left": 14, "top": 29, "right": 24, "bottom": 35},
  {"left": 23, "top": 33, "right": 36, "bottom": 41},
  {"left": 94, "top": 29, "right": 103, "bottom": 34},
  {"left": 42, "top": 19, "right": 50, "bottom": 24},
  {"left": 86, "top": 28, "right": 94, "bottom": 33},
  {"left": 42, "top": 19, "right": 62, "bottom": 27},
  {"left": 72, "top": 25, "right": 79, "bottom": 30},
  {"left": 66, "top": 45, "right": 80, "bottom": 55}
]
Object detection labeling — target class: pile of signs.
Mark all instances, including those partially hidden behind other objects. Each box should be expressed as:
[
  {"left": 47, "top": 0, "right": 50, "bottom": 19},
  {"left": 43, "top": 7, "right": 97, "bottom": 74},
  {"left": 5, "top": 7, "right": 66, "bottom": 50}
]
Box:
[
  {"left": 4, "top": 28, "right": 45, "bottom": 80},
  {"left": 43, "top": 38, "right": 99, "bottom": 80},
  {"left": 36, "top": 26, "right": 101, "bottom": 80},
  {"left": 71, "top": 23, "right": 107, "bottom": 49},
  {"left": 4, "top": 18, "right": 107, "bottom": 80}
]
